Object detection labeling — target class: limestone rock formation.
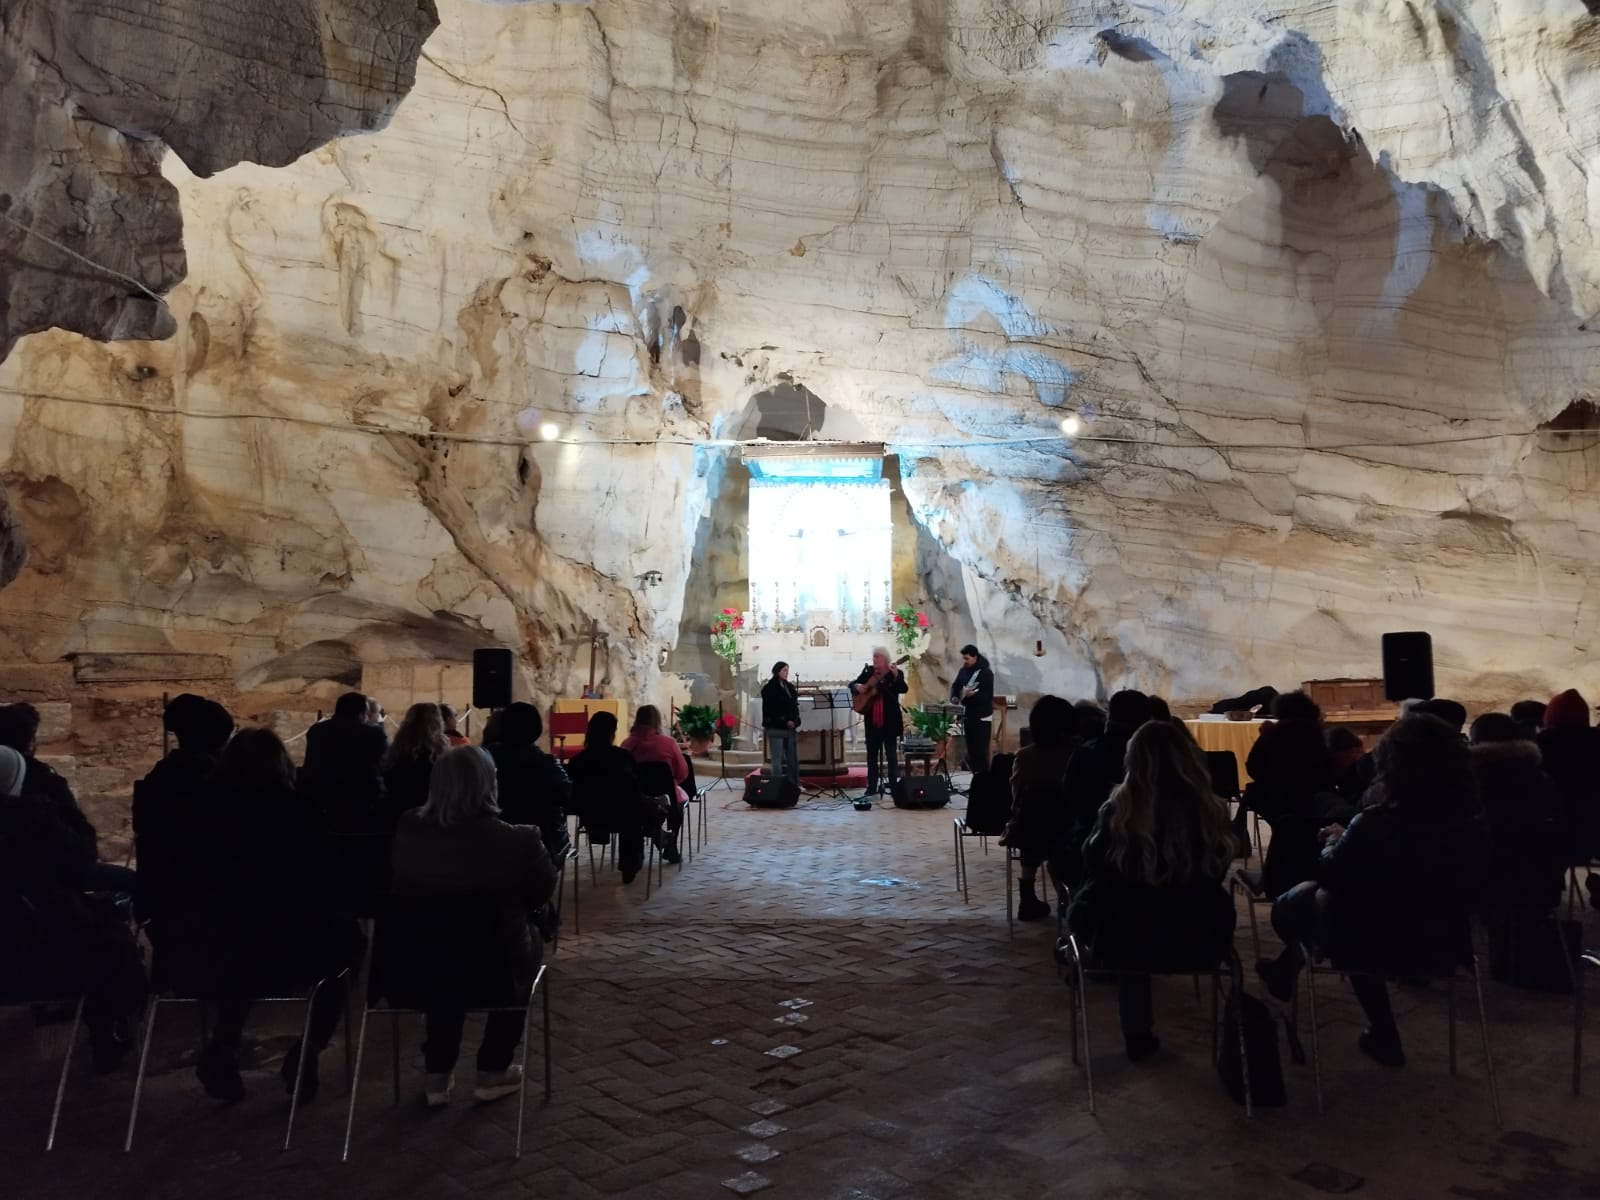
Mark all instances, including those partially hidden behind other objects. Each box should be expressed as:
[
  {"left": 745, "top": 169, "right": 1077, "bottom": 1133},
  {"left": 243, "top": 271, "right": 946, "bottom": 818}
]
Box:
[{"left": 3, "top": 0, "right": 1600, "bottom": 756}]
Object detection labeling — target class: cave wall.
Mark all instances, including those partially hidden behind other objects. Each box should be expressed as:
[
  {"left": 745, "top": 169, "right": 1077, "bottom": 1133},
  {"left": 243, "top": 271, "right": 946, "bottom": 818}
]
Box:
[{"left": 3, "top": 0, "right": 1600, "bottom": 755}]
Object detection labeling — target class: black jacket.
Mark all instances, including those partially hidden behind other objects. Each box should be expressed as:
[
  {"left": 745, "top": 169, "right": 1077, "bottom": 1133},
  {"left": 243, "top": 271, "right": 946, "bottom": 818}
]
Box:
[
  {"left": 761, "top": 676, "right": 801, "bottom": 730},
  {"left": 132, "top": 748, "right": 219, "bottom": 928},
  {"left": 852, "top": 664, "right": 908, "bottom": 735},
  {"left": 488, "top": 742, "right": 572, "bottom": 855},
  {"left": 382, "top": 752, "right": 439, "bottom": 823},
  {"left": 1536, "top": 726, "right": 1600, "bottom": 861},
  {"left": 302, "top": 716, "right": 389, "bottom": 832},
  {"left": 950, "top": 655, "right": 995, "bottom": 723},
  {"left": 1244, "top": 720, "right": 1351, "bottom": 898},
  {"left": 1066, "top": 809, "right": 1236, "bottom": 971},
  {"left": 565, "top": 745, "right": 643, "bottom": 839},
  {"left": 1054, "top": 725, "right": 1137, "bottom": 885},
  {"left": 1472, "top": 740, "right": 1566, "bottom": 913},
  {"left": 1317, "top": 805, "right": 1491, "bottom": 973},
  {"left": 24, "top": 757, "right": 97, "bottom": 863}
]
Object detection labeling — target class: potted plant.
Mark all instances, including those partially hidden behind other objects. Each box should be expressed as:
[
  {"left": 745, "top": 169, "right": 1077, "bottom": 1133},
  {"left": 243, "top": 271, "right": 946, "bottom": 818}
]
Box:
[
  {"left": 891, "top": 603, "right": 931, "bottom": 657},
  {"left": 716, "top": 712, "right": 739, "bottom": 751},
  {"left": 907, "top": 707, "right": 956, "bottom": 758},
  {"left": 675, "top": 704, "right": 718, "bottom": 755},
  {"left": 710, "top": 608, "right": 745, "bottom": 675}
]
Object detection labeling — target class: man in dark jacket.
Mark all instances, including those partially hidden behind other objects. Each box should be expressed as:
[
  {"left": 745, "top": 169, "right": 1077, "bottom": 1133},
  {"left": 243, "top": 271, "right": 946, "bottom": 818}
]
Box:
[
  {"left": 1051, "top": 689, "right": 1151, "bottom": 887},
  {"left": 301, "top": 691, "right": 389, "bottom": 833},
  {"left": 132, "top": 693, "right": 235, "bottom": 936},
  {"left": 950, "top": 645, "right": 996, "bottom": 774},
  {"left": 761, "top": 662, "right": 802, "bottom": 787},
  {"left": 486, "top": 702, "right": 572, "bottom": 856},
  {"left": 0, "top": 702, "right": 134, "bottom": 894}
]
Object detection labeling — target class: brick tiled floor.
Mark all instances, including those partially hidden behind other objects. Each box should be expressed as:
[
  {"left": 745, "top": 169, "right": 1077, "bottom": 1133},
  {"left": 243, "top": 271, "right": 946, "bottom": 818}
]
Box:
[{"left": 5, "top": 786, "right": 1600, "bottom": 1198}]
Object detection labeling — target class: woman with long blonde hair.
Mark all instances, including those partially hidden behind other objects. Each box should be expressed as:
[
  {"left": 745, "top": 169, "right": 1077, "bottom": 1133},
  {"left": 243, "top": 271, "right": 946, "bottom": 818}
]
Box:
[
  {"left": 1066, "top": 720, "right": 1237, "bottom": 1061},
  {"left": 383, "top": 702, "right": 452, "bottom": 820}
]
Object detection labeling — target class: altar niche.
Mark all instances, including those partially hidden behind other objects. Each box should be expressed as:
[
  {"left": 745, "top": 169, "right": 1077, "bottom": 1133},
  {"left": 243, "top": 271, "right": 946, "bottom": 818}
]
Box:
[{"left": 670, "top": 445, "right": 920, "bottom": 693}]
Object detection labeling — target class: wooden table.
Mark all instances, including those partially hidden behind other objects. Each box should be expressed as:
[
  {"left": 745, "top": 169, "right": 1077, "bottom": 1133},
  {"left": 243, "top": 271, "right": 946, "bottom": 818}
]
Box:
[
  {"left": 554, "top": 697, "right": 627, "bottom": 729},
  {"left": 1183, "top": 719, "right": 1268, "bottom": 785}
]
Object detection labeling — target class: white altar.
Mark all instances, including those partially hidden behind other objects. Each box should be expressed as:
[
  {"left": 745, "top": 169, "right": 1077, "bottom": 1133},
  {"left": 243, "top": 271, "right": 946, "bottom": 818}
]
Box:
[{"left": 740, "top": 610, "right": 895, "bottom": 746}]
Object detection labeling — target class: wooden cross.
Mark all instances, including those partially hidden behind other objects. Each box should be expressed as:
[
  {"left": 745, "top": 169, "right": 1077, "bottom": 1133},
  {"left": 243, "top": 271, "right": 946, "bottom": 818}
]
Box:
[{"left": 584, "top": 617, "right": 608, "bottom": 698}]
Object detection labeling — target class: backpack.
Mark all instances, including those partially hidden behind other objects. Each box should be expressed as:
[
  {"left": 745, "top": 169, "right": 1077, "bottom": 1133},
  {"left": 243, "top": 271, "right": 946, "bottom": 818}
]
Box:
[
  {"left": 964, "top": 754, "right": 1013, "bottom": 835},
  {"left": 1217, "top": 989, "right": 1287, "bottom": 1107}
]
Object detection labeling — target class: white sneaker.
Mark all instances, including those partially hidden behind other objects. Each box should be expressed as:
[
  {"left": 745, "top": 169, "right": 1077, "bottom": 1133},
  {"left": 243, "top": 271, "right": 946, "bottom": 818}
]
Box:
[
  {"left": 473, "top": 1065, "right": 523, "bottom": 1103},
  {"left": 424, "top": 1073, "right": 453, "bottom": 1108}
]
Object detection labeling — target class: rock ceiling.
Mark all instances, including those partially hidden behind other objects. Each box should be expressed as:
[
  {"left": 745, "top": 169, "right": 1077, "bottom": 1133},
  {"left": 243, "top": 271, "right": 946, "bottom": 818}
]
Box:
[{"left": 2, "top": 0, "right": 1599, "bottom": 705}]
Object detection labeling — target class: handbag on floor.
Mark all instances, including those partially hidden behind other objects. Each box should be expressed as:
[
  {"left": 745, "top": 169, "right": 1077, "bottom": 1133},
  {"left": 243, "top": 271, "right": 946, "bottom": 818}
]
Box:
[{"left": 1217, "top": 989, "right": 1287, "bottom": 1107}]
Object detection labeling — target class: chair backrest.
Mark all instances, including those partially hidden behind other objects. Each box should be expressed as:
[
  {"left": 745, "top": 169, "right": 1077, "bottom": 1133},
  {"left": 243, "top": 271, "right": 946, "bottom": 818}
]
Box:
[
  {"left": 328, "top": 832, "right": 394, "bottom": 919},
  {"left": 369, "top": 892, "right": 523, "bottom": 1010},
  {"left": 548, "top": 711, "right": 589, "bottom": 739},
  {"left": 635, "top": 759, "right": 676, "bottom": 800},
  {"left": 1206, "top": 750, "right": 1241, "bottom": 800}
]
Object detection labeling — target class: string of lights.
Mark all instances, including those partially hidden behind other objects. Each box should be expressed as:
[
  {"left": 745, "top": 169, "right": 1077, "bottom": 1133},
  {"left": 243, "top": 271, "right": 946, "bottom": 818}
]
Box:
[{"left": 0, "top": 382, "right": 1584, "bottom": 455}]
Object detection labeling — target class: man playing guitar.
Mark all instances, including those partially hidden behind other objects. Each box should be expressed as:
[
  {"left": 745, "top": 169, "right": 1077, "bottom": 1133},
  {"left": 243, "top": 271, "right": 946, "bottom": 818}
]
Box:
[{"left": 851, "top": 647, "right": 909, "bottom": 809}]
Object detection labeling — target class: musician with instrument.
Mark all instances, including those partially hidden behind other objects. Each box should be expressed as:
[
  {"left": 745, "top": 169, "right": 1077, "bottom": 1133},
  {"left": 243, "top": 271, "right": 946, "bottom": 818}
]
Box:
[
  {"left": 851, "top": 647, "right": 909, "bottom": 804},
  {"left": 950, "top": 644, "right": 996, "bottom": 773}
]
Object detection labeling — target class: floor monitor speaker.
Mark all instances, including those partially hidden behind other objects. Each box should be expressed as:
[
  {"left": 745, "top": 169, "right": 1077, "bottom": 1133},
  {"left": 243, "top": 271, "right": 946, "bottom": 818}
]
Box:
[
  {"left": 1381, "top": 632, "right": 1434, "bottom": 702},
  {"left": 472, "top": 647, "right": 515, "bottom": 710}
]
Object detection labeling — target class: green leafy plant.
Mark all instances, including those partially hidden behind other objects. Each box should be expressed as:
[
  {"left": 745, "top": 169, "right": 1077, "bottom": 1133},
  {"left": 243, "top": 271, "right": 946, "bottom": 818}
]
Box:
[
  {"left": 711, "top": 607, "right": 745, "bottom": 673},
  {"left": 907, "top": 707, "right": 955, "bottom": 742},
  {"left": 675, "top": 704, "right": 718, "bottom": 741}
]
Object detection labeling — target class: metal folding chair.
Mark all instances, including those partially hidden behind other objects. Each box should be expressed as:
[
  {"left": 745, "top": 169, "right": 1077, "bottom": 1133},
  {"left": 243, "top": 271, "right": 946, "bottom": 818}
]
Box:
[
  {"left": 0, "top": 995, "right": 86, "bottom": 1150},
  {"left": 124, "top": 968, "right": 353, "bottom": 1152},
  {"left": 1300, "top": 945, "right": 1501, "bottom": 1127},
  {"left": 951, "top": 816, "right": 992, "bottom": 904},
  {"left": 341, "top": 963, "right": 550, "bottom": 1161},
  {"left": 1061, "top": 935, "right": 1251, "bottom": 1116}
]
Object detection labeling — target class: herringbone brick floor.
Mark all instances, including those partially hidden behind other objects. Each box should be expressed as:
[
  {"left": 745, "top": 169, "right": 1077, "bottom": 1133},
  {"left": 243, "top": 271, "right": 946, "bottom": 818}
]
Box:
[{"left": 5, "top": 786, "right": 1600, "bottom": 1199}]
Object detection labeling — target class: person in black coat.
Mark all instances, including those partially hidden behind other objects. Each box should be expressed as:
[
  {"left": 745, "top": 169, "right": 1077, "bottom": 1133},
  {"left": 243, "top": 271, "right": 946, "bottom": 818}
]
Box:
[
  {"left": 0, "top": 746, "right": 146, "bottom": 1073},
  {"left": 301, "top": 691, "right": 389, "bottom": 833},
  {"left": 851, "top": 648, "right": 908, "bottom": 803},
  {"left": 1051, "top": 690, "right": 1151, "bottom": 887},
  {"left": 1262, "top": 715, "right": 1491, "bottom": 1066},
  {"left": 173, "top": 728, "right": 363, "bottom": 1103},
  {"left": 949, "top": 645, "right": 996, "bottom": 773},
  {"left": 761, "top": 662, "right": 803, "bottom": 787},
  {"left": 0, "top": 702, "right": 134, "bottom": 894},
  {"left": 1243, "top": 692, "right": 1354, "bottom": 900},
  {"left": 1065, "top": 722, "right": 1238, "bottom": 1061},
  {"left": 486, "top": 702, "right": 572, "bottom": 856},
  {"left": 132, "top": 693, "right": 235, "bottom": 938},
  {"left": 566, "top": 712, "right": 656, "bottom": 882},
  {"left": 1469, "top": 713, "right": 1566, "bottom": 913}
]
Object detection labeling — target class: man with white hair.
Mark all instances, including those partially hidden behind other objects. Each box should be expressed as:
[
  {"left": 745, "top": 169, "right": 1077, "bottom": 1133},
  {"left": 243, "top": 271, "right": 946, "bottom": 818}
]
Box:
[{"left": 851, "top": 647, "right": 908, "bottom": 809}]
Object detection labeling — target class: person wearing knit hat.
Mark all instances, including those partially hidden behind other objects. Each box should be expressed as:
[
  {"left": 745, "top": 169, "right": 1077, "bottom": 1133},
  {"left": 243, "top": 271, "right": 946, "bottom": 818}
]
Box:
[
  {"left": 0, "top": 744, "right": 26, "bottom": 799},
  {"left": 1543, "top": 688, "right": 1590, "bottom": 730}
]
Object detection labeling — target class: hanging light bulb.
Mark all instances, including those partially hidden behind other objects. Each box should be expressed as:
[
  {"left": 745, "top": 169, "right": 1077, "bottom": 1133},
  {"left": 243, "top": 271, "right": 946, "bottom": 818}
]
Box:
[
  {"left": 1059, "top": 414, "right": 1081, "bottom": 437},
  {"left": 538, "top": 422, "right": 561, "bottom": 441}
]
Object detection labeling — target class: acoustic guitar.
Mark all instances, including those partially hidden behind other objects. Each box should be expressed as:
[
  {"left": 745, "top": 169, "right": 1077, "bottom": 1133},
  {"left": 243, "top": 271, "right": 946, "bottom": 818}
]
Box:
[{"left": 850, "top": 655, "right": 912, "bottom": 715}]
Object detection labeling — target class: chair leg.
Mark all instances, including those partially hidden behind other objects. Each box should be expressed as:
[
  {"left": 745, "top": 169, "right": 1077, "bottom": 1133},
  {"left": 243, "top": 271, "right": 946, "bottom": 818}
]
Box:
[
  {"left": 45, "top": 995, "right": 84, "bottom": 1152},
  {"left": 283, "top": 980, "right": 323, "bottom": 1151},
  {"left": 343, "top": 982, "right": 355, "bottom": 1090},
  {"left": 1075, "top": 944, "right": 1094, "bottom": 1114},
  {"left": 1241, "top": 883, "right": 1263, "bottom": 963},
  {"left": 124, "top": 997, "right": 161, "bottom": 1152},
  {"left": 1005, "top": 851, "right": 1014, "bottom": 939},
  {"left": 1470, "top": 954, "right": 1503, "bottom": 1129},
  {"left": 1231, "top": 961, "right": 1253, "bottom": 1119},
  {"left": 951, "top": 821, "right": 960, "bottom": 893},
  {"left": 542, "top": 971, "right": 553, "bottom": 1100},
  {"left": 515, "top": 1000, "right": 535, "bottom": 1161},
  {"left": 572, "top": 849, "right": 581, "bottom": 937},
  {"left": 645, "top": 840, "right": 656, "bottom": 899},
  {"left": 1306, "top": 960, "right": 1324, "bottom": 1116},
  {"left": 340, "top": 1005, "right": 372, "bottom": 1163}
]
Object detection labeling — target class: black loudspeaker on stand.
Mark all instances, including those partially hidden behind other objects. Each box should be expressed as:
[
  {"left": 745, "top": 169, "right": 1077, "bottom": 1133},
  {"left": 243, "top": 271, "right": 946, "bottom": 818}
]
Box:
[
  {"left": 1381, "top": 631, "right": 1434, "bottom": 702},
  {"left": 472, "top": 647, "right": 515, "bottom": 710}
]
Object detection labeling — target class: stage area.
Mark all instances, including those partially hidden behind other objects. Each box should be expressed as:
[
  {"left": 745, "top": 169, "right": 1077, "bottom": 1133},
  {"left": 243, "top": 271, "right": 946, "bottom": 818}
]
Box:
[{"left": 3, "top": 789, "right": 1596, "bottom": 1199}]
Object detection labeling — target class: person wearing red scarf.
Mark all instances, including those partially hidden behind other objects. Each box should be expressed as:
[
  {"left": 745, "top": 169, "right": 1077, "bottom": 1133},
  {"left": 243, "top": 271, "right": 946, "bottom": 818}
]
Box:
[{"left": 851, "top": 648, "right": 908, "bottom": 806}]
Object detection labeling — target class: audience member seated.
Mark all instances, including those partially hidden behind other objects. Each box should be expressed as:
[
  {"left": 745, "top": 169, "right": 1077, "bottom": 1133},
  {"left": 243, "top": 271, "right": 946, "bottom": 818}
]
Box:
[
  {"left": 0, "top": 702, "right": 134, "bottom": 895},
  {"left": 132, "top": 693, "right": 235, "bottom": 939},
  {"left": 1411, "top": 697, "right": 1468, "bottom": 736},
  {"left": 1243, "top": 692, "right": 1354, "bottom": 899},
  {"left": 485, "top": 703, "right": 571, "bottom": 857},
  {"left": 0, "top": 746, "right": 145, "bottom": 1072},
  {"left": 302, "top": 691, "right": 389, "bottom": 833},
  {"left": 566, "top": 712, "right": 656, "bottom": 883},
  {"left": 390, "top": 746, "right": 558, "bottom": 1106},
  {"left": 1325, "top": 726, "right": 1366, "bottom": 805},
  {"left": 1052, "top": 690, "right": 1152, "bottom": 888},
  {"left": 172, "top": 729, "right": 363, "bottom": 1103},
  {"left": 1146, "top": 695, "right": 1173, "bottom": 723},
  {"left": 1468, "top": 712, "right": 1565, "bottom": 914},
  {"left": 1510, "top": 699, "right": 1547, "bottom": 742},
  {"left": 441, "top": 704, "right": 470, "bottom": 747},
  {"left": 1260, "top": 714, "right": 1490, "bottom": 1067},
  {"left": 622, "top": 705, "right": 689, "bottom": 863},
  {"left": 1537, "top": 689, "right": 1600, "bottom": 894},
  {"left": 1064, "top": 722, "right": 1237, "bottom": 1061},
  {"left": 1072, "top": 700, "right": 1107, "bottom": 742},
  {"left": 999, "top": 696, "right": 1078, "bottom": 921},
  {"left": 383, "top": 703, "right": 451, "bottom": 820}
]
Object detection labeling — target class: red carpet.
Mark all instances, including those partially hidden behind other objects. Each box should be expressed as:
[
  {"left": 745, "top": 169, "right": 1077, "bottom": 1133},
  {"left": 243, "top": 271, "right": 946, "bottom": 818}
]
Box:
[{"left": 744, "top": 767, "right": 869, "bottom": 790}]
